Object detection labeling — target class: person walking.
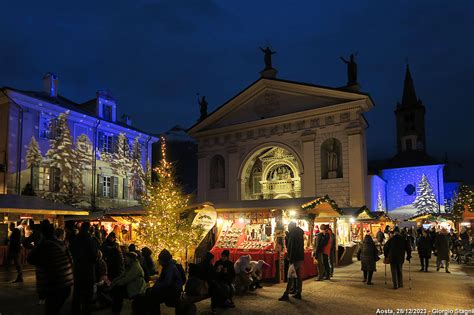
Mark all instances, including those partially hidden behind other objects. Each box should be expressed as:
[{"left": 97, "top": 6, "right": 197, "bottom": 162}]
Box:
[
  {"left": 384, "top": 227, "right": 412, "bottom": 289},
  {"left": 322, "top": 226, "right": 333, "bottom": 279},
  {"left": 357, "top": 233, "right": 379, "bottom": 285},
  {"left": 376, "top": 228, "right": 385, "bottom": 252},
  {"left": 27, "top": 220, "right": 74, "bottom": 315},
  {"left": 417, "top": 229, "right": 432, "bottom": 272},
  {"left": 7, "top": 224, "right": 23, "bottom": 283},
  {"left": 312, "top": 224, "right": 329, "bottom": 281},
  {"left": 110, "top": 252, "right": 146, "bottom": 314},
  {"left": 327, "top": 227, "right": 336, "bottom": 278},
  {"left": 70, "top": 222, "right": 99, "bottom": 315},
  {"left": 101, "top": 232, "right": 125, "bottom": 281},
  {"left": 279, "top": 221, "right": 305, "bottom": 301},
  {"left": 434, "top": 228, "right": 452, "bottom": 273}
]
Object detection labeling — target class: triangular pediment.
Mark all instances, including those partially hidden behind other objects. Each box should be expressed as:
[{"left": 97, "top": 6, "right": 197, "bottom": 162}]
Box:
[{"left": 189, "top": 78, "right": 371, "bottom": 135}]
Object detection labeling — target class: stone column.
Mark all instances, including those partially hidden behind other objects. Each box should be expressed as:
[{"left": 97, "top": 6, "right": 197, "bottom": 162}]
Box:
[
  {"left": 347, "top": 127, "right": 367, "bottom": 207},
  {"left": 227, "top": 146, "right": 239, "bottom": 201},
  {"left": 301, "top": 130, "right": 316, "bottom": 197},
  {"left": 197, "top": 152, "right": 208, "bottom": 202}
]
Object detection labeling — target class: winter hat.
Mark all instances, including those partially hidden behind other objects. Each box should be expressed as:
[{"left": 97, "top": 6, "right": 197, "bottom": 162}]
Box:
[
  {"left": 141, "top": 247, "right": 152, "bottom": 257},
  {"left": 128, "top": 244, "right": 137, "bottom": 252},
  {"left": 158, "top": 249, "right": 173, "bottom": 263}
]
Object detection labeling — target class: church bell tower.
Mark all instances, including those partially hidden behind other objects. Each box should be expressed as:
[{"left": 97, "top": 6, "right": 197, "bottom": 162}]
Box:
[{"left": 394, "top": 65, "right": 427, "bottom": 153}]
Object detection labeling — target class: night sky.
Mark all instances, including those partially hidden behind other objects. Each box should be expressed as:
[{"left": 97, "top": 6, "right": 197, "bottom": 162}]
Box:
[{"left": 1, "top": 1, "right": 473, "bottom": 182}]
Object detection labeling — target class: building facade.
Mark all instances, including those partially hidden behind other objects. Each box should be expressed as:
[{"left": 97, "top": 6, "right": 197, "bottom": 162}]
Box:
[
  {"left": 189, "top": 77, "right": 374, "bottom": 208},
  {"left": 0, "top": 73, "right": 157, "bottom": 210}
]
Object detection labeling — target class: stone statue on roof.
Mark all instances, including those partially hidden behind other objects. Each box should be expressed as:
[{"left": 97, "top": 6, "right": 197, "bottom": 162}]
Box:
[
  {"left": 340, "top": 53, "right": 358, "bottom": 85},
  {"left": 260, "top": 46, "right": 276, "bottom": 70}
]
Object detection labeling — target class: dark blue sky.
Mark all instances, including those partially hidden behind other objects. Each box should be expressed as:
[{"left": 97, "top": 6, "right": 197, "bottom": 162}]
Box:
[{"left": 1, "top": 1, "right": 473, "bottom": 181}]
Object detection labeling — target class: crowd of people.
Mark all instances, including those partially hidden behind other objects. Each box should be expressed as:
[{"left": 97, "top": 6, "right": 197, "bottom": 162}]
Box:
[{"left": 3, "top": 218, "right": 473, "bottom": 314}]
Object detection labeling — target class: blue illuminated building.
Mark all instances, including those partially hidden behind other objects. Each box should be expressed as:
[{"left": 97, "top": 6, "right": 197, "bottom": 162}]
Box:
[{"left": 0, "top": 73, "right": 158, "bottom": 210}]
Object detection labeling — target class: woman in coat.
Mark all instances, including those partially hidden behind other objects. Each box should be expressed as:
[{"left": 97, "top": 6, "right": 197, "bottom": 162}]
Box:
[
  {"left": 416, "top": 229, "right": 432, "bottom": 272},
  {"left": 434, "top": 228, "right": 452, "bottom": 273},
  {"left": 357, "top": 234, "right": 379, "bottom": 285},
  {"left": 110, "top": 252, "right": 146, "bottom": 314}
]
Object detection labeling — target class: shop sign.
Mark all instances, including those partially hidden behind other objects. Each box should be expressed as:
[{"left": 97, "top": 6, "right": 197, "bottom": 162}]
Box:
[{"left": 192, "top": 205, "right": 217, "bottom": 243}]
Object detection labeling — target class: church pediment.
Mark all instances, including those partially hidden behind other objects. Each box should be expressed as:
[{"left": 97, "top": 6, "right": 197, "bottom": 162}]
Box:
[{"left": 189, "top": 78, "right": 372, "bottom": 135}]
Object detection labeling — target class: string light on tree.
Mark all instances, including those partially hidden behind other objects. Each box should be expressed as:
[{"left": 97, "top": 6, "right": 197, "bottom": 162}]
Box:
[{"left": 136, "top": 137, "right": 201, "bottom": 260}]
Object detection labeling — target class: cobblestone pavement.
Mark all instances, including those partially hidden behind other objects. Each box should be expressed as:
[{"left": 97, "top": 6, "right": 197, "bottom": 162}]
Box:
[{"left": 0, "top": 258, "right": 472, "bottom": 315}]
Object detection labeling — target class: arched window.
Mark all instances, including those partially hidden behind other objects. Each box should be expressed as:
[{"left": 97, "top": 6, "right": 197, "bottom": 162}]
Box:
[
  {"left": 321, "top": 138, "right": 342, "bottom": 179},
  {"left": 210, "top": 155, "right": 225, "bottom": 189}
]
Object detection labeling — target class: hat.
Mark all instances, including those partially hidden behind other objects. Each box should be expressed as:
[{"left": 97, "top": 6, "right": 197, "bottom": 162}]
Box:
[
  {"left": 221, "top": 249, "right": 230, "bottom": 257},
  {"left": 158, "top": 249, "right": 172, "bottom": 263},
  {"left": 108, "top": 232, "right": 116, "bottom": 239},
  {"left": 320, "top": 224, "right": 327, "bottom": 231}
]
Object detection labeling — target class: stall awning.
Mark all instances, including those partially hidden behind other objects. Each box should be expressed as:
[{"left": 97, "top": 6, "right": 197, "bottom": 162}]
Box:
[{"left": 0, "top": 194, "right": 88, "bottom": 216}]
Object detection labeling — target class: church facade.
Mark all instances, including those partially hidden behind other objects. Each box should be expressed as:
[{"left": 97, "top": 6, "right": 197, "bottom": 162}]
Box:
[{"left": 188, "top": 77, "right": 374, "bottom": 208}]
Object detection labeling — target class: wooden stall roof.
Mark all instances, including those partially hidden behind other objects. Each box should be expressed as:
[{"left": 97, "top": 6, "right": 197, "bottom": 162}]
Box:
[
  {"left": 354, "top": 208, "right": 394, "bottom": 222},
  {"left": 213, "top": 197, "right": 314, "bottom": 213},
  {"left": 0, "top": 194, "right": 88, "bottom": 216},
  {"left": 301, "top": 195, "right": 342, "bottom": 219}
]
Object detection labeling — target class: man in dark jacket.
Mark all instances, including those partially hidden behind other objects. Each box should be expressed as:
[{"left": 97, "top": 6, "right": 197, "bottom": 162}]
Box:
[
  {"left": 70, "top": 222, "right": 99, "bottom": 315},
  {"left": 133, "top": 249, "right": 185, "bottom": 315},
  {"left": 383, "top": 227, "right": 412, "bottom": 289},
  {"left": 28, "top": 220, "right": 74, "bottom": 315},
  {"left": 434, "top": 228, "right": 452, "bottom": 273},
  {"left": 312, "top": 224, "right": 329, "bottom": 281},
  {"left": 7, "top": 224, "right": 23, "bottom": 283},
  {"left": 101, "top": 232, "right": 125, "bottom": 281},
  {"left": 279, "top": 221, "right": 305, "bottom": 301},
  {"left": 417, "top": 229, "right": 432, "bottom": 272}
]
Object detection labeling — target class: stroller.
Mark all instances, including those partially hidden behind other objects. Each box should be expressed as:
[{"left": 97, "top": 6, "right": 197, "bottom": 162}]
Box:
[{"left": 457, "top": 244, "right": 473, "bottom": 266}]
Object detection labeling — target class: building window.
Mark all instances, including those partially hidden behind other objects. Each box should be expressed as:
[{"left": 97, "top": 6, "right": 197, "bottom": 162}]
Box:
[
  {"left": 39, "top": 113, "right": 58, "bottom": 139},
  {"left": 210, "top": 155, "right": 225, "bottom": 189},
  {"left": 321, "top": 138, "right": 343, "bottom": 179},
  {"left": 38, "top": 167, "right": 49, "bottom": 191},
  {"left": 123, "top": 178, "right": 129, "bottom": 199},
  {"left": 49, "top": 167, "right": 61, "bottom": 192},
  {"left": 103, "top": 104, "right": 113, "bottom": 121},
  {"left": 97, "top": 175, "right": 118, "bottom": 198},
  {"left": 405, "top": 139, "right": 413, "bottom": 150},
  {"left": 98, "top": 131, "right": 115, "bottom": 153}
]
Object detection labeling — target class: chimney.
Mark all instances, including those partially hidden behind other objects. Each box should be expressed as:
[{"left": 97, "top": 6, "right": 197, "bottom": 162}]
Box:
[
  {"left": 43, "top": 72, "right": 58, "bottom": 97},
  {"left": 121, "top": 114, "right": 132, "bottom": 126}
]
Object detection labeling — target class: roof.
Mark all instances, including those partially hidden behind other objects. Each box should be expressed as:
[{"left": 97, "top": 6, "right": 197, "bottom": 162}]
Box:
[
  {"left": 2, "top": 87, "right": 156, "bottom": 137},
  {"left": 188, "top": 77, "right": 374, "bottom": 133},
  {"left": 212, "top": 197, "right": 315, "bottom": 212},
  {"left": 0, "top": 195, "right": 88, "bottom": 215}
]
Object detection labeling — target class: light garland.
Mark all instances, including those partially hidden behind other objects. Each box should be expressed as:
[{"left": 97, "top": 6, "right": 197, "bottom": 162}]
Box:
[{"left": 136, "top": 137, "right": 200, "bottom": 261}]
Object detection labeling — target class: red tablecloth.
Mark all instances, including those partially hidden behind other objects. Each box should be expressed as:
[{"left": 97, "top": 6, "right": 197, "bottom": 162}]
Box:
[
  {"left": 210, "top": 248, "right": 278, "bottom": 280},
  {"left": 301, "top": 250, "right": 318, "bottom": 279}
]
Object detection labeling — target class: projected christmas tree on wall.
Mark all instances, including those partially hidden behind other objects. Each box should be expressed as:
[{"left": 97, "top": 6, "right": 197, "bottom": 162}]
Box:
[{"left": 412, "top": 174, "right": 439, "bottom": 216}]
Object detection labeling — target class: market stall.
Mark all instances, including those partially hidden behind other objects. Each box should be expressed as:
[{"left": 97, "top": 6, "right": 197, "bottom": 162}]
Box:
[
  {"left": 209, "top": 197, "right": 316, "bottom": 282},
  {"left": 408, "top": 213, "right": 455, "bottom": 231},
  {"left": 351, "top": 208, "right": 395, "bottom": 242},
  {"left": 0, "top": 195, "right": 88, "bottom": 265}
]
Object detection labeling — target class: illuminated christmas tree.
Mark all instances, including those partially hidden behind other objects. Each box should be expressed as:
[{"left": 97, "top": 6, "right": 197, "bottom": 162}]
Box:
[
  {"left": 376, "top": 191, "right": 385, "bottom": 213},
  {"left": 136, "top": 137, "right": 201, "bottom": 260},
  {"left": 412, "top": 174, "right": 439, "bottom": 216},
  {"left": 452, "top": 185, "right": 474, "bottom": 220}
]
